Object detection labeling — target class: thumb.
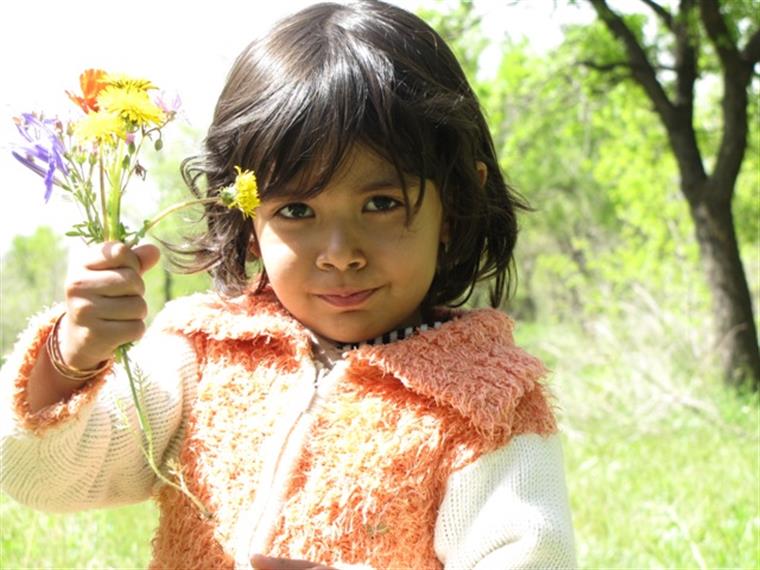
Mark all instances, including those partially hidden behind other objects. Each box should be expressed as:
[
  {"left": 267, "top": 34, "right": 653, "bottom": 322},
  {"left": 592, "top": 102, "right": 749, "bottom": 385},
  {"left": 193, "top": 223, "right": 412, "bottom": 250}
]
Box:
[{"left": 132, "top": 242, "right": 161, "bottom": 275}]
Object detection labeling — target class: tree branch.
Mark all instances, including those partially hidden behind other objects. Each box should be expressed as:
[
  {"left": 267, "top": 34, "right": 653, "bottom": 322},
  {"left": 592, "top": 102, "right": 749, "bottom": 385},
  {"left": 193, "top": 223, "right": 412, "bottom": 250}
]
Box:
[
  {"left": 698, "top": 0, "right": 751, "bottom": 197},
  {"left": 588, "top": 0, "right": 707, "bottom": 193},
  {"left": 673, "top": 0, "right": 698, "bottom": 107},
  {"left": 587, "top": 0, "right": 675, "bottom": 126},
  {"left": 742, "top": 29, "right": 760, "bottom": 65},
  {"left": 578, "top": 59, "right": 677, "bottom": 72},
  {"left": 698, "top": 0, "right": 742, "bottom": 74},
  {"left": 639, "top": 0, "right": 674, "bottom": 30}
]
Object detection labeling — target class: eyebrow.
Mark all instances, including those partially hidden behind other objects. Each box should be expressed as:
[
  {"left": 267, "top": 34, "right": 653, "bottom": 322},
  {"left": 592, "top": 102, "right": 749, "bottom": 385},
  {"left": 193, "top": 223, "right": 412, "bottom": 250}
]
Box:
[
  {"left": 271, "top": 167, "right": 417, "bottom": 199},
  {"left": 358, "top": 177, "right": 408, "bottom": 192}
]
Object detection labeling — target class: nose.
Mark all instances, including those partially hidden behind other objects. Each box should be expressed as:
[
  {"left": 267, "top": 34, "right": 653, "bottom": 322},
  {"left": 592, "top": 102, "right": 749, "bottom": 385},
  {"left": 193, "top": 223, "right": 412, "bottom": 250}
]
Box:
[{"left": 315, "top": 222, "right": 367, "bottom": 272}]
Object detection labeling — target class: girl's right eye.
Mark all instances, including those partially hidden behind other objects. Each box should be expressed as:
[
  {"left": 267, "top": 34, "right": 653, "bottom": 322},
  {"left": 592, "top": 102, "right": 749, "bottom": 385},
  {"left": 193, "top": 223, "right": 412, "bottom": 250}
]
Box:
[{"left": 276, "top": 203, "right": 314, "bottom": 219}]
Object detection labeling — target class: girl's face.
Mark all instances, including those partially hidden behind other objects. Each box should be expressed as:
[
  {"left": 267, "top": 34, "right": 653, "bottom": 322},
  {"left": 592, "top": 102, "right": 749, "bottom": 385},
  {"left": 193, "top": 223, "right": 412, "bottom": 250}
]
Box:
[{"left": 252, "top": 146, "right": 447, "bottom": 343}]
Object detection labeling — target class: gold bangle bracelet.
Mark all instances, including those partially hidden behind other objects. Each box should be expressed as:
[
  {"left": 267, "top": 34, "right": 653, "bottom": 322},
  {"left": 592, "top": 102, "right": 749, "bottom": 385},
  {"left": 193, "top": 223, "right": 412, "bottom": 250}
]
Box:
[{"left": 46, "top": 313, "right": 112, "bottom": 383}]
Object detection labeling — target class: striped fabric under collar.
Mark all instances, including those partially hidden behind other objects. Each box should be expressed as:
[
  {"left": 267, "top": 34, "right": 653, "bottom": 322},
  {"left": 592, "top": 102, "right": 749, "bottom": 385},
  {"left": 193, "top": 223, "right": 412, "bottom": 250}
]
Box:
[{"left": 335, "top": 320, "right": 445, "bottom": 351}]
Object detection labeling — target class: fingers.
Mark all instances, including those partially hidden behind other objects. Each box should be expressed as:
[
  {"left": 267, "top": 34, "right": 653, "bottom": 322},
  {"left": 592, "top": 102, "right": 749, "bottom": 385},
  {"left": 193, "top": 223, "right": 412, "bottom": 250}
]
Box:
[
  {"left": 84, "top": 241, "right": 160, "bottom": 274},
  {"left": 69, "top": 241, "right": 160, "bottom": 298},
  {"left": 251, "top": 555, "right": 335, "bottom": 570},
  {"left": 59, "top": 241, "right": 158, "bottom": 367},
  {"left": 68, "top": 267, "right": 146, "bottom": 298},
  {"left": 69, "top": 294, "right": 149, "bottom": 323},
  {"left": 62, "top": 314, "right": 146, "bottom": 351},
  {"left": 84, "top": 242, "right": 140, "bottom": 272},
  {"left": 133, "top": 242, "right": 161, "bottom": 274}
]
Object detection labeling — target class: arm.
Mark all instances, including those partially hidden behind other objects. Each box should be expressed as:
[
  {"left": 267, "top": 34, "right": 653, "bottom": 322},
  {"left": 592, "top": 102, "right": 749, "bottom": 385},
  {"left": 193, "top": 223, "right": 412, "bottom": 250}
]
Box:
[
  {"left": 434, "top": 433, "right": 577, "bottom": 570},
  {"left": 0, "top": 241, "right": 196, "bottom": 512},
  {"left": 0, "top": 310, "right": 197, "bottom": 512}
]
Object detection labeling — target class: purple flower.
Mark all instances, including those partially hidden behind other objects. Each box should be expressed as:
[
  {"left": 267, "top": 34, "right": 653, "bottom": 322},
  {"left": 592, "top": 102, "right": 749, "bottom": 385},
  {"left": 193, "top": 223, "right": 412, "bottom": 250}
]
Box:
[
  {"left": 12, "top": 113, "right": 68, "bottom": 202},
  {"left": 153, "top": 91, "right": 182, "bottom": 115}
]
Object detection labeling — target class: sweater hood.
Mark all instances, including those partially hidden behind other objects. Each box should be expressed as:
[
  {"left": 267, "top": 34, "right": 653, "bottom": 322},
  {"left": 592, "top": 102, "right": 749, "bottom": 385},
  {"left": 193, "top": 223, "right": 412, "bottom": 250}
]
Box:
[{"left": 155, "top": 289, "right": 554, "bottom": 437}]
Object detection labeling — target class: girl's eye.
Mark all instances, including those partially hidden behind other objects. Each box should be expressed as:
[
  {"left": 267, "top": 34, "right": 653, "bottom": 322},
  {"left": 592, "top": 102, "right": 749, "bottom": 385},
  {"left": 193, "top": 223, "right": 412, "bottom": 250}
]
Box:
[
  {"left": 277, "top": 203, "right": 314, "bottom": 219},
  {"left": 365, "top": 195, "right": 403, "bottom": 212}
]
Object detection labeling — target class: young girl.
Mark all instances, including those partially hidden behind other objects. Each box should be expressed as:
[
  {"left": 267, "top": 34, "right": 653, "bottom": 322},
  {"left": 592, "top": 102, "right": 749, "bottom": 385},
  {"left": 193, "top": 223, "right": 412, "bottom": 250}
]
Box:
[{"left": 1, "top": 1, "right": 576, "bottom": 568}]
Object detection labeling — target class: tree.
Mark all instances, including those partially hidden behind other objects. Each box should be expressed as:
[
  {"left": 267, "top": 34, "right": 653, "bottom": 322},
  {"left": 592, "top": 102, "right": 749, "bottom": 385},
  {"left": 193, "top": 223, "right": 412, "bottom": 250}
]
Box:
[{"left": 581, "top": 0, "right": 760, "bottom": 388}]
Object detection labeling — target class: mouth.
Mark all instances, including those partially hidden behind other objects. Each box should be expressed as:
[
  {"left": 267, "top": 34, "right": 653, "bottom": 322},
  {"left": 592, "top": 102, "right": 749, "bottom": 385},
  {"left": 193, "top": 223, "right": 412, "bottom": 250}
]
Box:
[{"left": 315, "top": 288, "right": 379, "bottom": 308}]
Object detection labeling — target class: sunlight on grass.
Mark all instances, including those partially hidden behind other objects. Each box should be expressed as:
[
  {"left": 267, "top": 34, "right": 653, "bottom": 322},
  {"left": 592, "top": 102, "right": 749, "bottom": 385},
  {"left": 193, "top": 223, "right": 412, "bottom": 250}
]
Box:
[
  {"left": 516, "top": 301, "right": 760, "bottom": 570},
  {"left": 1, "top": 497, "right": 156, "bottom": 568}
]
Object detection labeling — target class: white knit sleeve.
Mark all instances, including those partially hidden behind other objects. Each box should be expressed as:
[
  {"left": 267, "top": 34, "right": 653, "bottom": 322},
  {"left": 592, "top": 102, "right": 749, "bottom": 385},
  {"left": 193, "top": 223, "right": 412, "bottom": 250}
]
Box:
[
  {"left": 434, "top": 433, "right": 576, "bottom": 570},
  {"left": 0, "top": 318, "right": 197, "bottom": 513}
]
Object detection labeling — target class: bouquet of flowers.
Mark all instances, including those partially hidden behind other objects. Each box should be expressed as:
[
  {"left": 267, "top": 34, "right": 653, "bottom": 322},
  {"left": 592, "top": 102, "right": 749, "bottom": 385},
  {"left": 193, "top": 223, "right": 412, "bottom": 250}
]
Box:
[{"left": 12, "top": 69, "right": 260, "bottom": 517}]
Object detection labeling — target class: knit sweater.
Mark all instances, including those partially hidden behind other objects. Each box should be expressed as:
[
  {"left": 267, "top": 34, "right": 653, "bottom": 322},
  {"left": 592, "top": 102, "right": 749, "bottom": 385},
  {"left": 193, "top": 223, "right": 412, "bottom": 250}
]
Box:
[{"left": 0, "top": 290, "right": 576, "bottom": 569}]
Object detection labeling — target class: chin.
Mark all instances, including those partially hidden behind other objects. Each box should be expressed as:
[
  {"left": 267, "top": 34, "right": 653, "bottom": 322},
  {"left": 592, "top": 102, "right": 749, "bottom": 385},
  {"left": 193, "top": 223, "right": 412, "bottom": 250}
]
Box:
[{"left": 314, "top": 322, "right": 378, "bottom": 345}]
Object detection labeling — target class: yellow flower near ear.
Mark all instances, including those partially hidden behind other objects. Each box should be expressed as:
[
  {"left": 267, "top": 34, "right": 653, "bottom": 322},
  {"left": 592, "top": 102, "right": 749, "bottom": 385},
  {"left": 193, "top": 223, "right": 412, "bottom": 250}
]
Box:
[
  {"left": 74, "top": 110, "right": 126, "bottom": 143},
  {"left": 98, "top": 87, "right": 165, "bottom": 126},
  {"left": 221, "top": 166, "right": 260, "bottom": 218}
]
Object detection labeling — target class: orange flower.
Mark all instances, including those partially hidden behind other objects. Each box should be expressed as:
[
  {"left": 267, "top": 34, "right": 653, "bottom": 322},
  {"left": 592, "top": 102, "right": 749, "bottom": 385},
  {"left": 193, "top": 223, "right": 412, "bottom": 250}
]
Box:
[{"left": 66, "top": 69, "right": 108, "bottom": 113}]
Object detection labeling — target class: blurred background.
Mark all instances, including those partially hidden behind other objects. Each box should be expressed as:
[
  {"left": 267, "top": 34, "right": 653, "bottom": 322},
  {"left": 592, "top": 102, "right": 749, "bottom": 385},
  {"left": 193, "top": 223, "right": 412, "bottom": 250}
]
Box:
[{"left": 1, "top": 0, "right": 757, "bottom": 568}]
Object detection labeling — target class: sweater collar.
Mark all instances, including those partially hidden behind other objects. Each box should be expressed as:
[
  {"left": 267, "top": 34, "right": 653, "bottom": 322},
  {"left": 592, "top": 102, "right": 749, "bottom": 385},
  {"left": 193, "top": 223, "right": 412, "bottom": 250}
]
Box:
[{"left": 156, "top": 289, "right": 550, "bottom": 436}]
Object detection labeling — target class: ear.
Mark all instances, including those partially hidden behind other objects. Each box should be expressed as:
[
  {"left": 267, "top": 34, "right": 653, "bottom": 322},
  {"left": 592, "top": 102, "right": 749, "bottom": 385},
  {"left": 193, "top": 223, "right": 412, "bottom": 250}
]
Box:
[{"left": 476, "top": 161, "right": 488, "bottom": 188}]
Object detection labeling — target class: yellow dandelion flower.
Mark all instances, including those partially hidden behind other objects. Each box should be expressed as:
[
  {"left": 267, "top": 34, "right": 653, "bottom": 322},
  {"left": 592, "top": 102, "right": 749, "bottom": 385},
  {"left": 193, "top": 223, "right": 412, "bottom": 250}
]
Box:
[
  {"left": 220, "top": 166, "right": 260, "bottom": 217},
  {"left": 73, "top": 110, "right": 126, "bottom": 143},
  {"left": 97, "top": 87, "right": 165, "bottom": 126},
  {"left": 103, "top": 73, "right": 157, "bottom": 91}
]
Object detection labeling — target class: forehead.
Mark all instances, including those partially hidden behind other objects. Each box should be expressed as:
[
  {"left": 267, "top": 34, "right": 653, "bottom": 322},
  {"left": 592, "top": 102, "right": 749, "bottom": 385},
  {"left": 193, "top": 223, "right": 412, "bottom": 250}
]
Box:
[
  {"left": 272, "top": 145, "right": 407, "bottom": 198},
  {"left": 331, "top": 147, "right": 402, "bottom": 184}
]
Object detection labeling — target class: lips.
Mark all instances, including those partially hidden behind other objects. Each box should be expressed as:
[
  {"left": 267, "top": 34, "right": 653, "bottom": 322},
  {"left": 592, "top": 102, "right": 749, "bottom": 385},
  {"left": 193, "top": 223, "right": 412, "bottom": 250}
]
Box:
[{"left": 316, "top": 288, "right": 378, "bottom": 308}]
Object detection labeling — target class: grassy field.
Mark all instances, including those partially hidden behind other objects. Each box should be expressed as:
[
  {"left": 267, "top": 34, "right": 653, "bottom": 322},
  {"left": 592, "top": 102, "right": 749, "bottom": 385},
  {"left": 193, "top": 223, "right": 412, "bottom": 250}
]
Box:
[
  {"left": 0, "top": 498, "right": 156, "bottom": 568},
  {"left": 1, "top": 320, "right": 758, "bottom": 569}
]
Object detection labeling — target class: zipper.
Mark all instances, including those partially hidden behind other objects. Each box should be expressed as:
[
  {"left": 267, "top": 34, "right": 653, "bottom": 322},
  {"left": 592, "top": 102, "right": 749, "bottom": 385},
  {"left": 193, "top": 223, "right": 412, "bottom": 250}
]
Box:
[{"left": 234, "top": 359, "right": 341, "bottom": 568}]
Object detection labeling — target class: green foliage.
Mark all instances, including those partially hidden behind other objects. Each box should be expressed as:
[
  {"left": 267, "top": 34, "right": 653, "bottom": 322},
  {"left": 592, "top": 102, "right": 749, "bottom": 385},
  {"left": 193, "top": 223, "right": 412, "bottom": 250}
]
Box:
[
  {"left": 475, "top": 37, "right": 704, "bottom": 321},
  {"left": 416, "top": 0, "right": 488, "bottom": 82},
  {"left": 447, "top": 4, "right": 757, "bottom": 562},
  {"left": 1, "top": 227, "right": 67, "bottom": 362},
  {"left": 125, "top": 122, "right": 212, "bottom": 317}
]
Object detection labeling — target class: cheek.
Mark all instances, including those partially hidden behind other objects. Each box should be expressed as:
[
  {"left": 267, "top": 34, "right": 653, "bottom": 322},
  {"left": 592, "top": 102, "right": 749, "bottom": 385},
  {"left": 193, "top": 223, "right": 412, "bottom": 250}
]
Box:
[{"left": 255, "top": 228, "right": 305, "bottom": 281}]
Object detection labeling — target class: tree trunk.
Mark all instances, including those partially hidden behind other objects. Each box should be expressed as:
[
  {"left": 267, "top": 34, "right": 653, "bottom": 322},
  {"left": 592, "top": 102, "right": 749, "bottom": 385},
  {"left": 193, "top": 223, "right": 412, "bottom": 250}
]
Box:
[
  {"left": 689, "top": 190, "right": 760, "bottom": 389},
  {"left": 163, "top": 268, "right": 173, "bottom": 304}
]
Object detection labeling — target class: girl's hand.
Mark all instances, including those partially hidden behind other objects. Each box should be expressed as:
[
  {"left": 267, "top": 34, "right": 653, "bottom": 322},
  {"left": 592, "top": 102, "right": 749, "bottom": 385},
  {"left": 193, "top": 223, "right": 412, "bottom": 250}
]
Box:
[
  {"left": 251, "top": 554, "right": 337, "bottom": 570},
  {"left": 59, "top": 241, "right": 160, "bottom": 370}
]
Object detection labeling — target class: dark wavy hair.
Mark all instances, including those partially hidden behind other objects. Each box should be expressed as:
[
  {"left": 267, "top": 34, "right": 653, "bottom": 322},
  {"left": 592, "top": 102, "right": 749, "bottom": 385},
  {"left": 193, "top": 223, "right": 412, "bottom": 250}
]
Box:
[{"left": 178, "top": 0, "right": 528, "bottom": 307}]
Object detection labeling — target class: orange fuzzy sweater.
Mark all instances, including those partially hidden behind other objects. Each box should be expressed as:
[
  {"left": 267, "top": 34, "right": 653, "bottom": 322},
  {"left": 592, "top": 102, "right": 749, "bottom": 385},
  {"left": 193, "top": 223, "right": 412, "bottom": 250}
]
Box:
[{"left": 2, "top": 290, "right": 561, "bottom": 569}]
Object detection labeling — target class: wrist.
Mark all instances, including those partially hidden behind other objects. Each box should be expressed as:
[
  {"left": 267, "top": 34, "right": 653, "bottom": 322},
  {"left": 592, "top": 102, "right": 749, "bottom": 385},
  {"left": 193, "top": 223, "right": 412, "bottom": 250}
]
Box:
[
  {"left": 47, "top": 313, "right": 113, "bottom": 383},
  {"left": 57, "top": 313, "right": 112, "bottom": 370}
]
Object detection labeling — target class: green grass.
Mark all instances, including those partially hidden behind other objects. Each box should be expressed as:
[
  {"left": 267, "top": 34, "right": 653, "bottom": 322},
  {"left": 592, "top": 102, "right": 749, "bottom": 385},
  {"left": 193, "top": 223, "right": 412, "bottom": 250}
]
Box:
[
  {"left": 564, "top": 404, "right": 758, "bottom": 569},
  {"left": 517, "top": 315, "right": 760, "bottom": 570},
  {"left": 2, "top": 321, "right": 758, "bottom": 569},
  {"left": 1, "top": 498, "right": 156, "bottom": 569}
]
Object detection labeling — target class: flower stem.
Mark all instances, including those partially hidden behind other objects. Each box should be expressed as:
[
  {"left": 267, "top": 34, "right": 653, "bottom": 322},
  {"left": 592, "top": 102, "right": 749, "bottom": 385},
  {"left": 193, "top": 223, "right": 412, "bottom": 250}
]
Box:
[
  {"left": 107, "top": 143, "right": 125, "bottom": 241},
  {"left": 118, "top": 345, "right": 209, "bottom": 518},
  {"left": 126, "top": 197, "right": 219, "bottom": 246},
  {"left": 119, "top": 346, "right": 152, "bottom": 442},
  {"left": 98, "top": 151, "right": 108, "bottom": 240}
]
